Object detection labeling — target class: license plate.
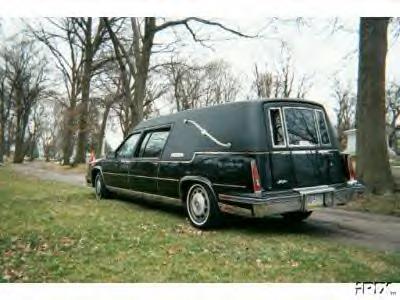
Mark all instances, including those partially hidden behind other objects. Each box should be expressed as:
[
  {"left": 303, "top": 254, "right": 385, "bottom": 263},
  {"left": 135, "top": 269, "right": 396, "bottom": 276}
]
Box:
[{"left": 306, "top": 193, "right": 324, "bottom": 208}]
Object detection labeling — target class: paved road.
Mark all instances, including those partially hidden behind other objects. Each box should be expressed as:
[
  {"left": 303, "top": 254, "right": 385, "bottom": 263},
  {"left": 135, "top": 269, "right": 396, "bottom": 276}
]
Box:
[
  {"left": 10, "top": 161, "right": 400, "bottom": 252},
  {"left": 308, "top": 208, "right": 400, "bottom": 252}
]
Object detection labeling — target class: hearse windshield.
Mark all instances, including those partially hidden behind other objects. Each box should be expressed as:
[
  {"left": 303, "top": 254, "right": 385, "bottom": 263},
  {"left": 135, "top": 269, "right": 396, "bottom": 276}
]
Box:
[{"left": 269, "top": 106, "right": 331, "bottom": 148}]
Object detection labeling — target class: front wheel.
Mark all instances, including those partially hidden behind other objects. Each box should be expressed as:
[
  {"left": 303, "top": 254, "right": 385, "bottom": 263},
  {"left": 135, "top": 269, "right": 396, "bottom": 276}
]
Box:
[
  {"left": 282, "top": 211, "right": 312, "bottom": 223},
  {"left": 185, "top": 183, "right": 221, "bottom": 229},
  {"left": 94, "top": 173, "right": 110, "bottom": 200}
]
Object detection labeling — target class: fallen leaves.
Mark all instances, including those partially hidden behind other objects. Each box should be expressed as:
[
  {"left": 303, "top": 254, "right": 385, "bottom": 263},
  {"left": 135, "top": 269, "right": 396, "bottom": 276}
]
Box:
[
  {"left": 59, "top": 237, "right": 74, "bottom": 248},
  {"left": 173, "top": 224, "right": 204, "bottom": 236},
  {"left": 2, "top": 268, "right": 23, "bottom": 281}
]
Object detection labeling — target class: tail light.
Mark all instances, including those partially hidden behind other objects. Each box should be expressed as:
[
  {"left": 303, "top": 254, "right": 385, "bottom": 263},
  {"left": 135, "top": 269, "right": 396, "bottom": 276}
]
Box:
[
  {"left": 344, "top": 154, "right": 356, "bottom": 181},
  {"left": 251, "top": 159, "right": 262, "bottom": 194}
]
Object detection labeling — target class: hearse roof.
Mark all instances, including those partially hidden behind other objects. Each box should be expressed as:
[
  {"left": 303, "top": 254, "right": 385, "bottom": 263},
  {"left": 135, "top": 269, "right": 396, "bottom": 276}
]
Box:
[{"left": 134, "top": 98, "right": 324, "bottom": 131}]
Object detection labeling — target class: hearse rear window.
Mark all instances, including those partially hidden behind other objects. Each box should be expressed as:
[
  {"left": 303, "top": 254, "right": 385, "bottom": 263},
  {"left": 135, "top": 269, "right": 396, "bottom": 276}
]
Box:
[
  {"left": 284, "top": 107, "right": 318, "bottom": 146},
  {"left": 138, "top": 130, "right": 170, "bottom": 158},
  {"left": 269, "top": 108, "right": 285, "bottom": 147},
  {"left": 316, "top": 110, "right": 331, "bottom": 145}
]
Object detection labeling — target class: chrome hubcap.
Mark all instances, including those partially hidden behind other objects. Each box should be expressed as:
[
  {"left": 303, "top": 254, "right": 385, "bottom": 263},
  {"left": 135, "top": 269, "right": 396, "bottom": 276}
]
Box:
[{"left": 188, "top": 185, "right": 209, "bottom": 225}]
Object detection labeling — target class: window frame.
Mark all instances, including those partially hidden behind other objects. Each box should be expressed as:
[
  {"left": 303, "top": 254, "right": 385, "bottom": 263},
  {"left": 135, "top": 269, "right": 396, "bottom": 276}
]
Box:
[
  {"left": 268, "top": 107, "right": 287, "bottom": 148},
  {"left": 135, "top": 126, "right": 171, "bottom": 160}
]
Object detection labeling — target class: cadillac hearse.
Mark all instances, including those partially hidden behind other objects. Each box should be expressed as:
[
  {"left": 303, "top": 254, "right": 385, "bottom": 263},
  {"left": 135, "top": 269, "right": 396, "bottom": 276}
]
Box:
[{"left": 87, "top": 99, "right": 364, "bottom": 228}]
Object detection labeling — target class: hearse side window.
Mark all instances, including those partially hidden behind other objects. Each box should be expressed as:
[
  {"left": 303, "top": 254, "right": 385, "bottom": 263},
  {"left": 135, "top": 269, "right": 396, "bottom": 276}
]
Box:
[
  {"left": 138, "top": 130, "right": 170, "bottom": 158},
  {"left": 116, "top": 133, "right": 141, "bottom": 159},
  {"left": 269, "top": 108, "right": 286, "bottom": 147},
  {"left": 316, "top": 110, "right": 331, "bottom": 145},
  {"left": 284, "top": 107, "right": 318, "bottom": 146}
]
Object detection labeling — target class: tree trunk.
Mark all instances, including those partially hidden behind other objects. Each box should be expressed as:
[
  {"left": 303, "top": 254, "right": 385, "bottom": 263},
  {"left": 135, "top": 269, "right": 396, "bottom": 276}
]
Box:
[
  {"left": 0, "top": 100, "right": 4, "bottom": 164},
  {"left": 13, "top": 103, "right": 26, "bottom": 163},
  {"left": 356, "top": 17, "right": 394, "bottom": 194},
  {"left": 5, "top": 115, "right": 14, "bottom": 157},
  {"left": 62, "top": 104, "right": 76, "bottom": 165},
  {"left": 75, "top": 18, "right": 93, "bottom": 164},
  {"left": 130, "top": 17, "right": 156, "bottom": 130},
  {"left": 13, "top": 129, "right": 25, "bottom": 163},
  {"left": 0, "top": 122, "right": 4, "bottom": 164},
  {"left": 96, "top": 104, "right": 111, "bottom": 157}
]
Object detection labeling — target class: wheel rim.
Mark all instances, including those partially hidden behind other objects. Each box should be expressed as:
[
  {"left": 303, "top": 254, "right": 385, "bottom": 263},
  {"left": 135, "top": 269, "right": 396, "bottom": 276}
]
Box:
[
  {"left": 95, "top": 176, "right": 102, "bottom": 200},
  {"left": 187, "top": 185, "right": 210, "bottom": 226}
]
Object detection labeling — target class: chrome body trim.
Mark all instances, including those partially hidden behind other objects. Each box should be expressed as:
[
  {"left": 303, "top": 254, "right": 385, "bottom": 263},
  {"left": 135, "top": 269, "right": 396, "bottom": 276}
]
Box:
[
  {"left": 183, "top": 119, "right": 232, "bottom": 149},
  {"left": 106, "top": 186, "right": 181, "bottom": 203},
  {"left": 293, "top": 185, "right": 335, "bottom": 195},
  {"left": 107, "top": 149, "right": 340, "bottom": 164},
  {"left": 102, "top": 172, "right": 178, "bottom": 181},
  {"left": 103, "top": 171, "right": 126, "bottom": 176},
  {"left": 103, "top": 172, "right": 246, "bottom": 186},
  {"left": 212, "top": 183, "right": 247, "bottom": 189}
]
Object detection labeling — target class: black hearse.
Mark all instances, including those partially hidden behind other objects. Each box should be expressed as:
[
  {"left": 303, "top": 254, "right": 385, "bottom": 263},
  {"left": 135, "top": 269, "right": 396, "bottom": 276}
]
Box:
[{"left": 87, "top": 99, "right": 363, "bottom": 228}]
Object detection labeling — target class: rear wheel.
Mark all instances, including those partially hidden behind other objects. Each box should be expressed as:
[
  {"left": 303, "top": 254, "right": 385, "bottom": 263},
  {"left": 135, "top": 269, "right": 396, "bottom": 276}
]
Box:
[
  {"left": 282, "top": 211, "right": 312, "bottom": 223},
  {"left": 185, "top": 183, "right": 221, "bottom": 229},
  {"left": 94, "top": 173, "right": 110, "bottom": 200}
]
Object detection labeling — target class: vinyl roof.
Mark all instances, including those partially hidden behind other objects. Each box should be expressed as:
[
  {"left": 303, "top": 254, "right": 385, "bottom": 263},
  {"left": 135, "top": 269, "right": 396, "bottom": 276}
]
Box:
[{"left": 135, "top": 98, "right": 324, "bottom": 131}]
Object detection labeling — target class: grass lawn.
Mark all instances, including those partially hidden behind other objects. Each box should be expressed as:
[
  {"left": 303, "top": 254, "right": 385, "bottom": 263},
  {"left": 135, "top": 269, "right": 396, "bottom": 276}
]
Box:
[{"left": 0, "top": 166, "right": 399, "bottom": 282}]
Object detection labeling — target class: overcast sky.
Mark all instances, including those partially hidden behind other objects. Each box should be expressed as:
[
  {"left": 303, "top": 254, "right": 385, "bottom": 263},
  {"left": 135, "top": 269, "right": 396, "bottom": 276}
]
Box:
[
  {"left": 2, "top": 17, "right": 400, "bottom": 148},
  {"left": 152, "top": 18, "right": 400, "bottom": 118}
]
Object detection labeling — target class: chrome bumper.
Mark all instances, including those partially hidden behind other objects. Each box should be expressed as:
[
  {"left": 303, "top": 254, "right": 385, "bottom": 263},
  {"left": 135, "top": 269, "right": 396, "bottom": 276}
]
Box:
[{"left": 218, "top": 182, "right": 365, "bottom": 218}]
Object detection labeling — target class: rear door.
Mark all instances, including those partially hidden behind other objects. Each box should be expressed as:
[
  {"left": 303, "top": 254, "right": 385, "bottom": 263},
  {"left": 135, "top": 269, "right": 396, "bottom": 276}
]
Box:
[
  {"left": 283, "top": 106, "right": 322, "bottom": 187},
  {"left": 284, "top": 105, "right": 347, "bottom": 187},
  {"left": 266, "top": 107, "right": 296, "bottom": 190},
  {"left": 267, "top": 104, "right": 346, "bottom": 190},
  {"left": 314, "top": 109, "right": 347, "bottom": 184}
]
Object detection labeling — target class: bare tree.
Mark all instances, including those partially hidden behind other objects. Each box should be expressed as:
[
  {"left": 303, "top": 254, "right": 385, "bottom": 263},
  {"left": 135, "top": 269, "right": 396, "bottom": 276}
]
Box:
[
  {"left": 202, "top": 60, "right": 240, "bottom": 106},
  {"left": 26, "top": 102, "right": 45, "bottom": 161},
  {"left": 30, "top": 18, "right": 85, "bottom": 164},
  {"left": 252, "top": 49, "right": 311, "bottom": 99},
  {"left": 356, "top": 17, "right": 394, "bottom": 194},
  {"left": 40, "top": 102, "right": 60, "bottom": 162},
  {"left": 0, "top": 63, "right": 13, "bottom": 163},
  {"left": 103, "top": 17, "right": 253, "bottom": 131},
  {"left": 164, "top": 58, "right": 204, "bottom": 111},
  {"left": 332, "top": 79, "right": 356, "bottom": 149},
  {"left": 253, "top": 64, "right": 273, "bottom": 98},
  {"left": 164, "top": 58, "right": 239, "bottom": 112},
  {"left": 1, "top": 40, "right": 46, "bottom": 163},
  {"left": 386, "top": 81, "right": 400, "bottom": 149},
  {"left": 73, "top": 18, "right": 110, "bottom": 164}
]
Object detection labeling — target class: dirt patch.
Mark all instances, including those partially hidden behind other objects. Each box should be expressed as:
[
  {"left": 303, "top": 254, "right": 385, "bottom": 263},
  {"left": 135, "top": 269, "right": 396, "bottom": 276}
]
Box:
[{"left": 11, "top": 161, "right": 86, "bottom": 186}]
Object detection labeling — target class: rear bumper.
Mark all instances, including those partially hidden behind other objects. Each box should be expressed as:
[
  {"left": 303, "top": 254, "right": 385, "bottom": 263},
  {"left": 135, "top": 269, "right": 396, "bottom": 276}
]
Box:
[{"left": 218, "top": 181, "right": 365, "bottom": 218}]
